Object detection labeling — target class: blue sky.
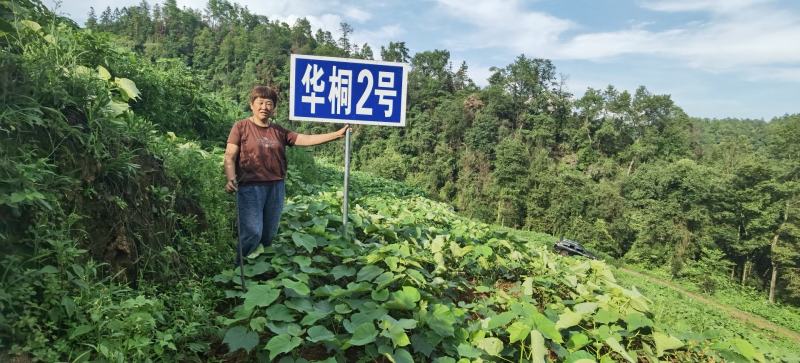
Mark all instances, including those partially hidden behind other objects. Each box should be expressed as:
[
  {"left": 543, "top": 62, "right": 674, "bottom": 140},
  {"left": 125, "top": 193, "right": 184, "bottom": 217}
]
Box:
[{"left": 52, "top": 0, "right": 800, "bottom": 120}]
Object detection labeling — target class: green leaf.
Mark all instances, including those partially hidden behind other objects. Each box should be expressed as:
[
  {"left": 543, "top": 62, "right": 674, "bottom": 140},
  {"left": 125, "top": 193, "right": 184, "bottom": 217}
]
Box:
[
  {"left": 593, "top": 309, "right": 619, "bottom": 324},
  {"left": 573, "top": 302, "right": 598, "bottom": 315},
  {"left": 556, "top": 309, "right": 584, "bottom": 330},
  {"left": 243, "top": 284, "right": 280, "bottom": 311},
  {"left": 531, "top": 312, "right": 562, "bottom": 343},
  {"left": 653, "top": 332, "right": 683, "bottom": 357},
  {"left": 282, "top": 279, "right": 310, "bottom": 296},
  {"left": 307, "top": 325, "right": 335, "bottom": 342},
  {"left": 300, "top": 310, "right": 329, "bottom": 326},
  {"left": 567, "top": 333, "right": 590, "bottom": 351},
  {"left": 349, "top": 322, "right": 378, "bottom": 346},
  {"left": 392, "top": 348, "right": 414, "bottom": 363},
  {"left": 426, "top": 304, "right": 456, "bottom": 337},
  {"left": 457, "top": 343, "right": 482, "bottom": 358},
  {"left": 530, "top": 330, "right": 546, "bottom": 363},
  {"left": 486, "top": 311, "right": 517, "bottom": 329},
  {"left": 477, "top": 337, "right": 503, "bottom": 356},
  {"left": 69, "top": 325, "right": 93, "bottom": 340},
  {"left": 385, "top": 286, "right": 421, "bottom": 310},
  {"left": 114, "top": 77, "right": 140, "bottom": 101},
  {"left": 604, "top": 337, "right": 635, "bottom": 363},
  {"left": 250, "top": 317, "right": 268, "bottom": 332},
  {"left": 265, "top": 304, "right": 296, "bottom": 322},
  {"left": 384, "top": 324, "right": 411, "bottom": 347},
  {"left": 223, "top": 326, "right": 259, "bottom": 353},
  {"left": 731, "top": 338, "right": 765, "bottom": 363},
  {"left": 565, "top": 350, "right": 597, "bottom": 363},
  {"left": 20, "top": 20, "right": 41, "bottom": 32},
  {"left": 372, "top": 289, "right": 390, "bottom": 301},
  {"left": 331, "top": 265, "right": 356, "bottom": 280},
  {"left": 265, "top": 334, "right": 302, "bottom": 360},
  {"left": 624, "top": 312, "right": 653, "bottom": 332},
  {"left": 411, "top": 331, "right": 441, "bottom": 357},
  {"left": 292, "top": 232, "right": 317, "bottom": 253},
  {"left": 357, "top": 265, "right": 384, "bottom": 282},
  {"left": 97, "top": 65, "right": 111, "bottom": 80},
  {"left": 506, "top": 321, "right": 531, "bottom": 343}
]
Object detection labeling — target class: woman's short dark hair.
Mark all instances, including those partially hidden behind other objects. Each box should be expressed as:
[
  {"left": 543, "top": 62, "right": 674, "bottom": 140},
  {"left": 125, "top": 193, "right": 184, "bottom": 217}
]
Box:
[{"left": 249, "top": 85, "right": 278, "bottom": 105}]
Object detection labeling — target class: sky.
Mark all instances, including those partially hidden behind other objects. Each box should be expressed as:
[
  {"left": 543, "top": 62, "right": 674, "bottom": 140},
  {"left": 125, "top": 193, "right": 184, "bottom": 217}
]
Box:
[{"left": 50, "top": 0, "right": 800, "bottom": 120}]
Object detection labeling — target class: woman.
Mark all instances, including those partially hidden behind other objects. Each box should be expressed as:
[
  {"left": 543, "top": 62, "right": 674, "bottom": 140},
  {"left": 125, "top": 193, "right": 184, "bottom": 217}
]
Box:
[{"left": 224, "top": 85, "right": 348, "bottom": 263}]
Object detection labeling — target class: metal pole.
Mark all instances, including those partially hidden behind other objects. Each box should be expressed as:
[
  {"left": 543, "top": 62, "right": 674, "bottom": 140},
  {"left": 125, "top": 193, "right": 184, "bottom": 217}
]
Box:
[
  {"left": 342, "top": 127, "right": 351, "bottom": 238},
  {"left": 235, "top": 195, "right": 246, "bottom": 292}
]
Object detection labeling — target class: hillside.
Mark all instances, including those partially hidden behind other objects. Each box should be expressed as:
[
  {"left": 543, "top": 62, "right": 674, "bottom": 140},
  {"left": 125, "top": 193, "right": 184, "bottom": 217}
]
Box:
[{"left": 1, "top": 1, "right": 798, "bottom": 362}]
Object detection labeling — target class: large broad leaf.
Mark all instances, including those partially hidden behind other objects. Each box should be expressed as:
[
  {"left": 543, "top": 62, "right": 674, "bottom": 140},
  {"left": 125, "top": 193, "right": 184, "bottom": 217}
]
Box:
[
  {"left": 96, "top": 66, "right": 111, "bottom": 80},
  {"left": 384, "top": 286, "right": 421, "bottom": 310},
  {"left": 426, "top": 304, "right": 456, "bottom": 337},
  {"left": 604, "top": 337, "right": 635, "bottom": 363},
  {"left": 556, "top": 309, "right": 584, "bottom": 330},
  {"left": 652, "top": 332, "right": 683, "bottom": 357},
  {"left": 411, "top": 331, "right": 442, "bottom": 357},
  {"left": 530, "top": 331, "right": 546, "bottom": 363},
  {"left": 243, "top": 284, "right": 280, "bottom": 312},
  {"left": 567, "top": 332, "right": 590, "bottom": 351},
  {"left": 306, "top": 325, "right": 335, "bottom": 342},
  {"left": 383, "top": 324, "right": 411, "bottom": 347},
  {"left": 456, "top": 343, "right": 482, "bottom": 358},
  {"left": 265, "top": 334, "right": 302, "bottom": 360},
  {"left": 292, "top": 232, "right": 317, "bottom": 253},
  {"left": 281, "top": 279, "right": 310, "bottom": 296},
  {"left": 730, "top": 338, "right": 765, "bottom": 363},
  {"left": 593, "top": 309, "right": 620, "bottom": 324},
  {"left": 392, "top": 348, "right": 414, "bottom": 363},
  {"left": 530, "top": 312, "right": 562, "bottom": 343},
  {"left": 300, "top": 310, "right": 329, "bottom": 326},
  {"left": 357, "top": 265, "right": 385, "bottom": 282},
  {"left": 265, "top": 304, "right": 296, "bottom": 322},
  {"left": 565, "top": 350, "right": 597, "bottom": 363},
  {"left": 349, "top": 322, "right": 378, "bottom": 346},
  {"left": 223, "top": 326, "right": 259, "bottom": 353},
  {"left": 507, "top": 321, "right": 531, "bottom": 343},
  {"left": 624, "top": 312, "right": 653, "bottom": 332},
  {"left": 331, "top": 265, "right": 356, "bottom": 280},
  {"left": 573, "top": 302, "right": 598, "bottom": 315},
  {"left": 477, "top": 337, "right": 503, "bottom": 356},
  {"left": 485, "top": 311, "right": 517, "bottom": 330},
  {"left": 114, "top": 77, "right": 140, "bottom": 101}
]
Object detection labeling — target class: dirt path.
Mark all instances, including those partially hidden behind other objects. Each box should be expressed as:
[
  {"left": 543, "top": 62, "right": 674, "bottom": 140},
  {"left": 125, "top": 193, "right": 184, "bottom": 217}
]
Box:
[{"left": 619, "top": 267, "right": 800, "bottom": 343}]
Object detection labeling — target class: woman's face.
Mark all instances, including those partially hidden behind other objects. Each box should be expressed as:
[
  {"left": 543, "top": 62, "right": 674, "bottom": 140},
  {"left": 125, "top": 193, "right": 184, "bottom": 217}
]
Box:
[{"left": 250, "top": 97, "right": 275, "bottom": 122}]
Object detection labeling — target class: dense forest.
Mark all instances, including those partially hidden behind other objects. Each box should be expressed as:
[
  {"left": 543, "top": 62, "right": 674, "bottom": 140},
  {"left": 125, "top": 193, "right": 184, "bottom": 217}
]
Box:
[
  {"left": 84, "top": 0, "right": 799, "bottom": 303},
  {"left": 1, "top": 0, "right": 799, "bottom": 361}
]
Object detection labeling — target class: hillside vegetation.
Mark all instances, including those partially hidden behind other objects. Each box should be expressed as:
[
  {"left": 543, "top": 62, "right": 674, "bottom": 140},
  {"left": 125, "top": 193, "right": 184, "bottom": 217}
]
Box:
[{"left": 1, "top": 1, "right": 798, "bottom": 362}]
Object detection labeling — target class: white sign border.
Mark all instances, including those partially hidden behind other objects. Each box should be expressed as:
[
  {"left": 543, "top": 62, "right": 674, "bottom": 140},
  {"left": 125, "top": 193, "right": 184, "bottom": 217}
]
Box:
[{"left": 289, "top": 54, "right": 409, "bottom": 127}]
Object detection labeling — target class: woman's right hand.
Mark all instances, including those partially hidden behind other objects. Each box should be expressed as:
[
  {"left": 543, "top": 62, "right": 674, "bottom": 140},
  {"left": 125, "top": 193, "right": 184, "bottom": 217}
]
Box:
[{"left": 225, "top": 179, "right": 238, "bottom": 193}]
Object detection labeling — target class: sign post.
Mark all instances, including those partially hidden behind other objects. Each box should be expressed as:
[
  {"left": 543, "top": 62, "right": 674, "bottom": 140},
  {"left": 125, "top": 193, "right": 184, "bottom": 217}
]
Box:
[{"left": 289, "top": 54, "right": 409, "bottom": 238}]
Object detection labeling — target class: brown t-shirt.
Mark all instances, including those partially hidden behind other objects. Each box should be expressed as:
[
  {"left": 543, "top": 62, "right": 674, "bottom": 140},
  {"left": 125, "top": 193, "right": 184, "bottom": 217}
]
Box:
[{"left": 226, "top": 119, "right": 299, "bottom": 184}]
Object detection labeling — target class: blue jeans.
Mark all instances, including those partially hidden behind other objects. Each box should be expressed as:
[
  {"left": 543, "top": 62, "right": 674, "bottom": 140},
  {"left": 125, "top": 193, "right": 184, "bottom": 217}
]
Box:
[{"left": 236, "top": 181, "right": 285, "bottom": 265}]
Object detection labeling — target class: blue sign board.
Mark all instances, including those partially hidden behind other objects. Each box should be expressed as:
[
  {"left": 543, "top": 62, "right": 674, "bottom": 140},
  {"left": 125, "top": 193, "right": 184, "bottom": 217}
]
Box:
[{"left": 289, "top": 54, "right": 409, "bottom": 127}]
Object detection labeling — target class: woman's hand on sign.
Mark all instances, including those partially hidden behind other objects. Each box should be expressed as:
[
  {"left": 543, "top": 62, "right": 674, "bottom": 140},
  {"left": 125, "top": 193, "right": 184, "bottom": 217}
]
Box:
[{"left": 336, "top": 124, "right": 351, "bottom": 138}]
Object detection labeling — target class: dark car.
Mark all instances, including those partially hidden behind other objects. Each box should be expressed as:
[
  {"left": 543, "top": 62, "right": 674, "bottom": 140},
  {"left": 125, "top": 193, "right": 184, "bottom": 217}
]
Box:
[{"left": 553, "top": 238, "right": 597, "bottom": 259}]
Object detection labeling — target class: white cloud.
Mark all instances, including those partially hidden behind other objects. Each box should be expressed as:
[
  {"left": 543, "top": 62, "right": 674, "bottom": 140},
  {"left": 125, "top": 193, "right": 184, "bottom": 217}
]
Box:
[
  {"left": 639, "top": 0, "right": 772, "bottom": 13},
  {"left": 436, "top": 0, "right": 800, "bottom": 82},
  {"left": 435, "top": 0, "right": 573, "bottom": 53},
  {"left": 353, "top": 24, "right": 404, "bottom": 49}
]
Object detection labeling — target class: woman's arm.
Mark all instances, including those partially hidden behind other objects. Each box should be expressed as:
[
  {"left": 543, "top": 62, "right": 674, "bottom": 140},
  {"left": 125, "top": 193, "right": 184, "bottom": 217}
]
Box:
[
  {"left": 294, "top": 125, "right": 349, "bottom": 146},
  {"left": 224, "top": 143, "right": 239, "bottom": 192}
]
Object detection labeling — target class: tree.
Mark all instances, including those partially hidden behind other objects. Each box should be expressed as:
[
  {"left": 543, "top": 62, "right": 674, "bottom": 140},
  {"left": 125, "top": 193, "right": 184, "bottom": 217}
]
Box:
[
  {"left": 86, "top": 7, "right": 98, "bottom": 28},
  {"left": 381, "top": 41, "right": 410, "bottom": 63}
]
